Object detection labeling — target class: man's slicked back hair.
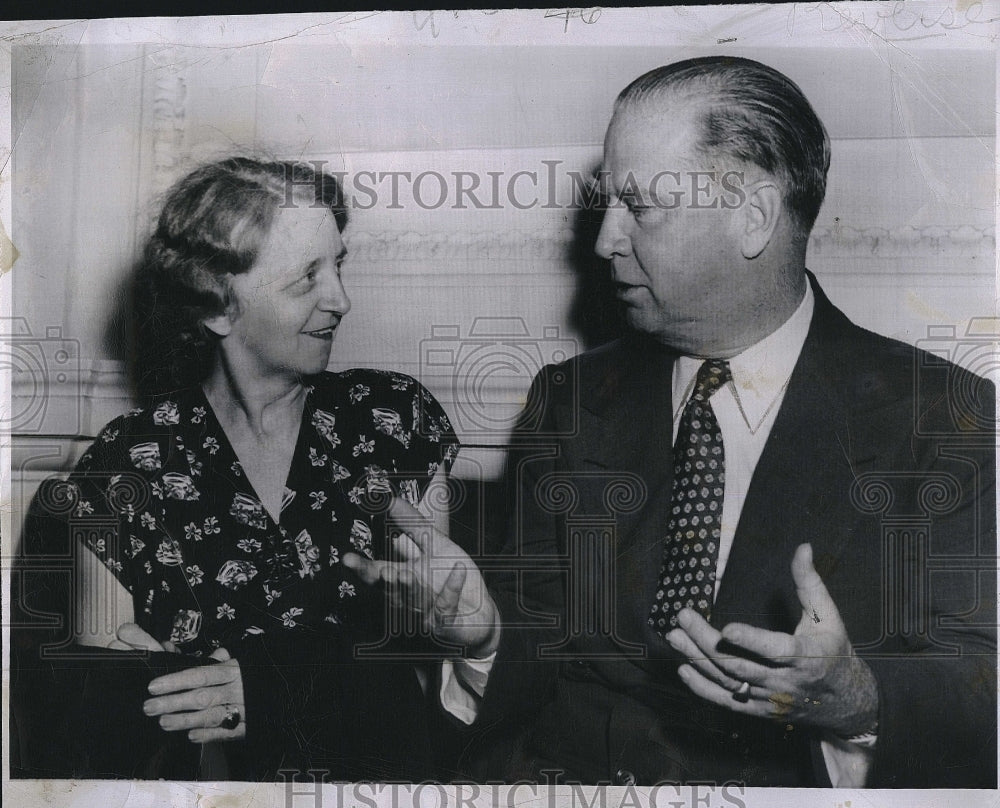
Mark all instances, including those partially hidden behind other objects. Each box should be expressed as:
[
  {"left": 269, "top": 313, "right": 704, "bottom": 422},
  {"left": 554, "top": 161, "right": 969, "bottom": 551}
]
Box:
[{"left": 616, "top": 56, "right": 831, "bottom": 235}]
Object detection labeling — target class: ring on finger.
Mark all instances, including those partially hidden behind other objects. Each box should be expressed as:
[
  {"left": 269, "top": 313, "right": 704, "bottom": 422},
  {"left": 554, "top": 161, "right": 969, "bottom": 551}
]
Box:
[
  {"left": 732, "top": 680, "right": 752, "bottom": 703},
  {"left": 218, "top": 705, "right": 241, "bottom": 730}
]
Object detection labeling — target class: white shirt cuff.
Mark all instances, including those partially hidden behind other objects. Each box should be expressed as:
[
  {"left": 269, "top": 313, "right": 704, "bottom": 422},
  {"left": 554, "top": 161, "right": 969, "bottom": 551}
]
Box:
[
  {"left": 820, "top": 732, "right": 876, "bottom": 787},
  {"left": 438, "top": 652, "right": 496, "bottom": 725}
]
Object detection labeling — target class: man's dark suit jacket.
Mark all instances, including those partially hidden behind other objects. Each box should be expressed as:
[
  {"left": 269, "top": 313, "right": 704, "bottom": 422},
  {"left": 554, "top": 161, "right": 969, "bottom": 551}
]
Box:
[{"left": 463, "top": 276, "right": 996, "bottom": 787}]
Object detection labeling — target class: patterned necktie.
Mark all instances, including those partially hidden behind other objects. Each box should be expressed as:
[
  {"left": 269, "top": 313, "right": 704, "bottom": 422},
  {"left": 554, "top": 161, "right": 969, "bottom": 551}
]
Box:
[{"left": 649, "top": 358, "right": 732, "bottom": 636}]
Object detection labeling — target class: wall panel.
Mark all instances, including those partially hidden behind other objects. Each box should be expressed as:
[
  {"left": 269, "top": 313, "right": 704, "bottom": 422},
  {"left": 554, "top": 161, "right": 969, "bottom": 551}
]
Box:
[{"left": 9, "top": 42, "right": 995, "bottom": 532}]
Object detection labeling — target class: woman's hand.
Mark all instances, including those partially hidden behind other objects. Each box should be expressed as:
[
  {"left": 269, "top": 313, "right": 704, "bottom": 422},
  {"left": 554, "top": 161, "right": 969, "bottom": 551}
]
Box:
[
  {"left": 108, "top": 622, "right": 178, "bottom": 653},
  {"left": 143, "top": 647, "right": 247, "bottom": 743},
  {"left": 343, "top": 496, "right": 501, "bottom": 658}
]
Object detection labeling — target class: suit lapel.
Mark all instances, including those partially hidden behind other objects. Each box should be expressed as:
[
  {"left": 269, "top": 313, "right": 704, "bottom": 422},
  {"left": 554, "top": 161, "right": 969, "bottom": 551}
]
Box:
[
  {"left": 711, "top": 338, "right": 849, "bottom": 630},
  {"left": 575, "top": 339, "right": 677, "bottom": 544},
  {"left": 570, "top": 340, "right": 679, "bottom": 654},
  {"left": 712, "top": 277, "right": 901, "bottom": 631}
]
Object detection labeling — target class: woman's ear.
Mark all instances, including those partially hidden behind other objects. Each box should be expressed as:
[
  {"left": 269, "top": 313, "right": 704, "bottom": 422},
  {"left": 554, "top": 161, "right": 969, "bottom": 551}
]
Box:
[
  {"left": 202, "top": 310, "right": 233, "bottom": 338},
  {"left": 740, "top": 180, "right": 783, "bottom": 260}
]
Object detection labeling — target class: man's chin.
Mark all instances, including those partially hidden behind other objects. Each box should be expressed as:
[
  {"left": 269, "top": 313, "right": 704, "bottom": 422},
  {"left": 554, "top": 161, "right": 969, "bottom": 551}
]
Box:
[
  {"left": 622, "top": 305, "right": 658, "bottom": 334},
  {"left": 622, "top": 310, "right": 695, "bottom": 352}
]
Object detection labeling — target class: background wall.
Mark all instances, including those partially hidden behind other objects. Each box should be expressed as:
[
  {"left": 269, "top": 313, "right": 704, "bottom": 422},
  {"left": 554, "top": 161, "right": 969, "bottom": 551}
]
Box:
[{"left": 8, "top": 38, "right": 996, "bottom": 530}]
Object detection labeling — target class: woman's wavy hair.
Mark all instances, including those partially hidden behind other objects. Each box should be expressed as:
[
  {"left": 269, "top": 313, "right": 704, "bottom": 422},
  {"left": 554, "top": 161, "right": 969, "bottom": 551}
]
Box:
[{"left": 132, "top": 157, "right": 347, "bottom": 398}]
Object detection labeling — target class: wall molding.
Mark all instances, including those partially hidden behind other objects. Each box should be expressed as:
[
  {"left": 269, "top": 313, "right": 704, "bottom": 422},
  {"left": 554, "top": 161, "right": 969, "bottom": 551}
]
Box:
[
  {"left": 809, "top": 223, "right": 993, "bottom": 259},
  {"left": 338, "top": 224, "right": 994, "bottom": 266},
  {"left": 343, "top": 228, "right": 576, "bottom": 263},
  {"left": 9, "top": 358, "right": 539, "bottom": 444},
  {"left": 144, "top": 45, "right": 190, "bottom": 202}
]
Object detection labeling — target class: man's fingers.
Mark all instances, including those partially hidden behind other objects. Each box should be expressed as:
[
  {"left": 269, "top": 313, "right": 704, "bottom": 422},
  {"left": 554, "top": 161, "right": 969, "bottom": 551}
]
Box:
[
  {"left": 667, "top": 627, "right": 744, "bottom": 691},
  {"left": 677, "top": 664, "right": 764, "bottom": 717},
  {"left": 719, "top": 622, "right": 797, "bottom": 663},
  {"left": 209, "top": 647, "right": 231, "bottom": 662},
  {"left": 675, "top": 608, "right": 723, "bottom": 654}
]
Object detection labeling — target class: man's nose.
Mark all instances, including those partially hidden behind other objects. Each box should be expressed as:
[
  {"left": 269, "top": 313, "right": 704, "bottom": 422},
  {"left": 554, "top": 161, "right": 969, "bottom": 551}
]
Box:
[{"left": 594, "top": 205, "right": 631, "bottom": 260}]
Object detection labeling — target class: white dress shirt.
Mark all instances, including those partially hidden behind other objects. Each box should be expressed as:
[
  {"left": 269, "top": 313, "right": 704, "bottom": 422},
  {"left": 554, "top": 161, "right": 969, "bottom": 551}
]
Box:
[
  {"left": 440, "top": 284, "right": 873, "bottom": 785},
  {"left": 669, "top": 284, "right": 815, "bottom": 585}
]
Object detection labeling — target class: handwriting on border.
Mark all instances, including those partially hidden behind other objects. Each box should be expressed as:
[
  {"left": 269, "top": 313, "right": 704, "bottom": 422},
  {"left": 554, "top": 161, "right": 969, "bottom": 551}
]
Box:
[
  {"left": 791, "top": 1, "right": 998, "bottom": 39},
  {"left": 544, "top": 8, "right": 603, "bottom": 34},
  {"left": 412, "top": 9, "right": 501, "bottom": 39}
]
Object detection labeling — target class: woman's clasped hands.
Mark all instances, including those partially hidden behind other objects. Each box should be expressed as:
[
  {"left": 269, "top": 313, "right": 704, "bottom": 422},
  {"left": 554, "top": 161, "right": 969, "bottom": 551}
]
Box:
[{"left": 110, "top": 623, "right": 247, "bottom": 742}]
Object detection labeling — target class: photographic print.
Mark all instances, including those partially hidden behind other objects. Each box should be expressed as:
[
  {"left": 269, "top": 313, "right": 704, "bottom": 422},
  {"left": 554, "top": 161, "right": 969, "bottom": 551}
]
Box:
[{"left": 2, "top": 4, "right": 997, "bottom": 807}]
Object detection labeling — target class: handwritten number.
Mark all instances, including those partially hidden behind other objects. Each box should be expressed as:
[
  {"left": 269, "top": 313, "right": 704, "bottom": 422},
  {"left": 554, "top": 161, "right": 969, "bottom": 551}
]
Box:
[{"left": 544, "top": 8, "right": 602, "bottom": 33}]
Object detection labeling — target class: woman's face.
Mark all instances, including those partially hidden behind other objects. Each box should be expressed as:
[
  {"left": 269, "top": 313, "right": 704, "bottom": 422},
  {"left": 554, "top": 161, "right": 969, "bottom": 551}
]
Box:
[{"left": 214, "top": 204, "right": 351, "bottom": 385}]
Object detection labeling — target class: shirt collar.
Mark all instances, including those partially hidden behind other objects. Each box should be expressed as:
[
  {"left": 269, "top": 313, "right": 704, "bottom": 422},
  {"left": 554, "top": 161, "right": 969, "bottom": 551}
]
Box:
[{"left": 672, "top": 284, "right": 815, "bottom": 432}]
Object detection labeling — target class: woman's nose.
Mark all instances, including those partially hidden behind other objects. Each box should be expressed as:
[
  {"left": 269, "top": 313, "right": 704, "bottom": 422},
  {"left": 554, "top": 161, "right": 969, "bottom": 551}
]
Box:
[{"left": 320, "top": 269, "right": 352, "bottom": 315}]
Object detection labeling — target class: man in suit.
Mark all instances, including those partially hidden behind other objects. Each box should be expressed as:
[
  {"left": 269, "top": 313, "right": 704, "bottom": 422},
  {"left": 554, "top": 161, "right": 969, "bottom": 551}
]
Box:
[{"left": 345, "top": 56, "right": 996, "bottom": 788}]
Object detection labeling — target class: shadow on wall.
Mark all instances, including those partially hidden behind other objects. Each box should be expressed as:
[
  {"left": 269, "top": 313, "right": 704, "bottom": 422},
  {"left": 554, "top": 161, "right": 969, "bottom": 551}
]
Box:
[
  {"left": 100, "top": 258, "right": 141, "bottom": 398},
  {"left": 566, "top": 162, "right": 627, "bottom": 351}
]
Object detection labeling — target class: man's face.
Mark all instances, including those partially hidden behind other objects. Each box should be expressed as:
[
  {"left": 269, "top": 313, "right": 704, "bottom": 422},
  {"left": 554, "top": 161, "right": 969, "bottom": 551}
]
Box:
[{"left": 595, "top": 102, "right": 749, "bottom": 356}]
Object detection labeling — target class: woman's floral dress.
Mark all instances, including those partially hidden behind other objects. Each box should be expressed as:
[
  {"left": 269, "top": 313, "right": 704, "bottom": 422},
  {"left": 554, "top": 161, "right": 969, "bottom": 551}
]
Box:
[{"left": 69, "top": 368, "right": 459, "bottom": 657}]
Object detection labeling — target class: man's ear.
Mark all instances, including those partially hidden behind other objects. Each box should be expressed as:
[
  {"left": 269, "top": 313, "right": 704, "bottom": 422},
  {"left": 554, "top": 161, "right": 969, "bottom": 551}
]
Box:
[
  {"left": 202, "top": 310, "right": 233, "bottom": 338},
  {"left": 740, "top": 181, "right": 783, "bottom": 259}
]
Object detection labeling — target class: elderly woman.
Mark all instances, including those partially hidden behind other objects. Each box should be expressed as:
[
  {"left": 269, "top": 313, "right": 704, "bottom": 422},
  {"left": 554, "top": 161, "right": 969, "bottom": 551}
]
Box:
[{"left": 13, "top": 158, "right": 464, "bottom": 780}]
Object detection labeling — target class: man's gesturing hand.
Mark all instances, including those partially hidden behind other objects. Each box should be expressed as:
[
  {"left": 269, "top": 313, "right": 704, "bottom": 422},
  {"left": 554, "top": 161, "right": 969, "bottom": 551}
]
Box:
[
  {"left": 667, "top": 543, "right": 879, "bottom": 737},
  {"left": 343, "top": 496, "right": 500, "bottom": 658}
]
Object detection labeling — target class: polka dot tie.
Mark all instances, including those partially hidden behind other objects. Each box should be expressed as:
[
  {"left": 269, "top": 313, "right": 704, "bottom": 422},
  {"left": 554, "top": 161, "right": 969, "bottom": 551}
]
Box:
[{"left": 649, "top": 359, "right": 732, "bottom": 637}]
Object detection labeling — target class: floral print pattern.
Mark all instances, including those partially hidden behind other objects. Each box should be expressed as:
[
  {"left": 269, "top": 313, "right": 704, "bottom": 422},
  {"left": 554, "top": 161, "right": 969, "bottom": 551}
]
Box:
[{"left": 71, "top": 369, "right": 458, "bottom": 656}]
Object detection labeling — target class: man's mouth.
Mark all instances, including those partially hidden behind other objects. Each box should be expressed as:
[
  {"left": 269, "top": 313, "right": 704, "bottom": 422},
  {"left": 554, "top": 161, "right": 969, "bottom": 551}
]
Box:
[{"left": 613, "top": 280, "right": 645, "bottom": 296}]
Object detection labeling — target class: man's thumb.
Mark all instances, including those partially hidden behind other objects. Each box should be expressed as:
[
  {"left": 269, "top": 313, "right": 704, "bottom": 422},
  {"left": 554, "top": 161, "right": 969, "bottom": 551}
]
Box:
[{"left": 791, "top": 543, "right": 840, "bottom": 626}]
